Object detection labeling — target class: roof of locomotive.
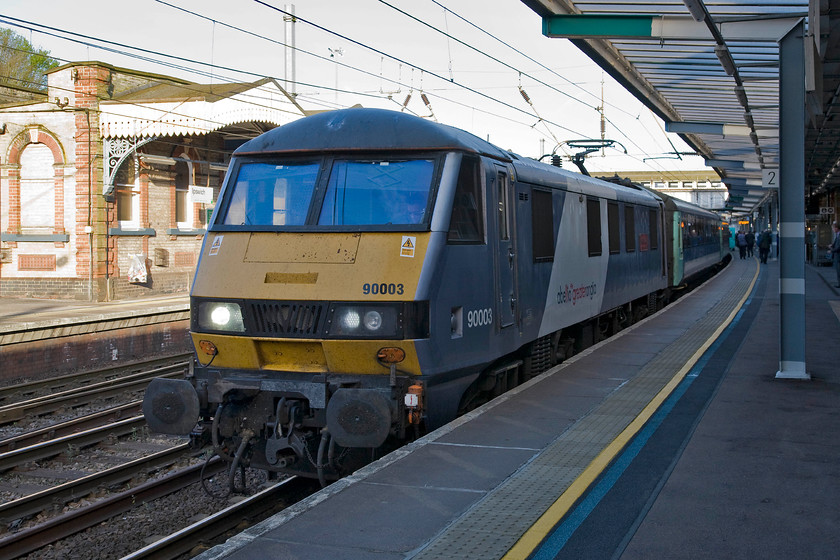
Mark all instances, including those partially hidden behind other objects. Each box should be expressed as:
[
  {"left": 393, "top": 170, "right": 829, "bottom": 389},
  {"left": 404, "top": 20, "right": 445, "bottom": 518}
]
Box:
[
  {"left": 234, "top": 107, "right": 512, "bottom": 161},
  {"left": 511, "top": 155, "right": 663, "bottom": 205}
]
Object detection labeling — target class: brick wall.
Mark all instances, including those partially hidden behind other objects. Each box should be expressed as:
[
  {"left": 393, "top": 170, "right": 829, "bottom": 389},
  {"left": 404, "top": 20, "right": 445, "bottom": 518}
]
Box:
[
  {"left": 0, "top": 277, "right": 91, "bottom": 300},
  {"left": 0, "top": 320, "right": 191, "bottom": 382}
]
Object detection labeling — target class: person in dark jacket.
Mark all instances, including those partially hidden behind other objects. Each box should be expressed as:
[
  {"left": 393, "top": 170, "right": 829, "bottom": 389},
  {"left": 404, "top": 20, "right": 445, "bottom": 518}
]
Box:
[
  {"left": 736, "top": 230, "right": 747, "bottom": 260},
  {"left": 831, "top": 222, "right": 840, "bottom": 288},
  {"left": 745, "top": 230, "right": 755, "bottom": 258},
  {"left": 758, "top": 229, "right": 772, "bottom": 264}
]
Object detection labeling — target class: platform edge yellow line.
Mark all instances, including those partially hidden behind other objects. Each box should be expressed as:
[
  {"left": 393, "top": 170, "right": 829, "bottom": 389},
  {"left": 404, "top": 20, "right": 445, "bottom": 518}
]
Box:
[{"left": 503, "top": 261, "right": 759, "bottom": 560}]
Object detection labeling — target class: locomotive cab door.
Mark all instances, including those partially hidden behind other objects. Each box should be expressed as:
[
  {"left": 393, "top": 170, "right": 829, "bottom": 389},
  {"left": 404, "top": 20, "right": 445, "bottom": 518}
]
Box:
[{"left": 492, "top": 164, "right": 518, "bottom": 329}]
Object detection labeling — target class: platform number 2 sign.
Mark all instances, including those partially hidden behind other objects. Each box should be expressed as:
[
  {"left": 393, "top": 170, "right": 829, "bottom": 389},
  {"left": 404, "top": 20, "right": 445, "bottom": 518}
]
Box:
[{"left": 762, "top": 168, "right": 779, "bottom": 189}]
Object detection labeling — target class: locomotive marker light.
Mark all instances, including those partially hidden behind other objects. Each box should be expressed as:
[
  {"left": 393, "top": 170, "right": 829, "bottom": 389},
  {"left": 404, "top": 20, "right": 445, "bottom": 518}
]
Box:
[
  {"left": 199, "top": 340, "right": 218, "bottom": 356},
  {"left": 376, "top": 346, "right": 406, "bottom": 363}
]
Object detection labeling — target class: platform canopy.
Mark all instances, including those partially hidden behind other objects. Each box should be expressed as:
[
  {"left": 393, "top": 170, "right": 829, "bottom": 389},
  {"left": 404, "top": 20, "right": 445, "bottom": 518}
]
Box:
[{"left": 522, "top": 0, "right": 835, "bottom": 216}]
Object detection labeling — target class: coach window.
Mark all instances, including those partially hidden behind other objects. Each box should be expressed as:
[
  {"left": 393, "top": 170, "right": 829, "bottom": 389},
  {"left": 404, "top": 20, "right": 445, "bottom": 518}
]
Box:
[
  {"left": 531, "top": 188, "right": 554, "bottom": 261},
  {"left": 624, "top": 205, "right": 636, "bottom": 252},
  {"left": 447, "top": 155, "right": 484, "bottom": 243},
  {"left": 607, "top": 202, "right": 620, "bottom": 254},
  {"left": 586, "top": 198, "right": 601, "bottom": 256},
  {"left": 649, "top": 208, "right": 659, "bottom": 250}
]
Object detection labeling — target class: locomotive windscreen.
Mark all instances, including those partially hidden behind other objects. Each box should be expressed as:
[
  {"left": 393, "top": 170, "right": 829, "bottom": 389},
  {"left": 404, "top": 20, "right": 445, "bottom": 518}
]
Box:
[
  {"left": 318, "top": 159, "right": 433, "bottom": 226},
  {"left": 219, "top": 157, "right": 435, "bottom": 228},
  {"left": 223, "top": 162, "right": 319, "bottom": 226}
]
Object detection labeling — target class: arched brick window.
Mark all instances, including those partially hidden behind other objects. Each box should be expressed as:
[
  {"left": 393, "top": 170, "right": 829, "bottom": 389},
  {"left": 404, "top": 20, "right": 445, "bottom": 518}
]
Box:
[
  {"left": 4, "top": 128, "right": 66, "bottom": 240},
  {"left": 19, "top": 143, "right": 55, "bottom": 231}
]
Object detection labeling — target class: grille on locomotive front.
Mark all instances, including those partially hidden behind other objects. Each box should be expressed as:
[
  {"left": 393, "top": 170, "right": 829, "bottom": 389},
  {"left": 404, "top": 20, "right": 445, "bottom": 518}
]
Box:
[{"left": 247, "top": 302, "right": 325, "bottom": 337}]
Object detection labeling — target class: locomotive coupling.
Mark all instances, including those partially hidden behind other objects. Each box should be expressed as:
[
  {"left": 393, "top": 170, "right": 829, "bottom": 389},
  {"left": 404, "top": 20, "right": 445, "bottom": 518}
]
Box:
[{"left": 143, "top": 378, "right": 200, "bottom": 435}]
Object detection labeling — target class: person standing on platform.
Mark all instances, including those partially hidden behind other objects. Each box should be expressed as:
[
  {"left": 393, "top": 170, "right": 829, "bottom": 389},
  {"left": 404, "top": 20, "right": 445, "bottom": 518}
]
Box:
[
  {"left": 758, "top": 228, "right": 772, "bottom": 264},
  {"left": 736, "top": 230, "right": 747, "bottom": 260},
  {"left": 831, "top": 222, "right": 840, "bottom": 288},
  {"left": 745, "top": 230, "right": 755, "bottom": 258}
]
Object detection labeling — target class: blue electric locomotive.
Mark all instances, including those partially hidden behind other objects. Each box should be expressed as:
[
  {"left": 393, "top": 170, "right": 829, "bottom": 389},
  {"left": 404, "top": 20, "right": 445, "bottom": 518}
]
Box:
[{"left": 143, "top": 108, "right": 726, "bottom": 482}]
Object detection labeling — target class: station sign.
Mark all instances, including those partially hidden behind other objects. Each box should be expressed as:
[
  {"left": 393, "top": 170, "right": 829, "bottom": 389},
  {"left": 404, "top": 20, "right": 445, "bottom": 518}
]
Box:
[
  {"left": 819, "top": 207, "right": 835, "bottom": 215},
  {"left": 762, "top": 168, "right": 779, "bottom": 188},
  {"left": 190, "top": 185, "right": 213, "bottom": 204}
]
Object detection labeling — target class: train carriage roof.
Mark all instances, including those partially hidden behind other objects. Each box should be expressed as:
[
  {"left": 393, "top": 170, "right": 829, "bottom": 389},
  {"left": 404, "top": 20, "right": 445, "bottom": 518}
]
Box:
[
  {"left": 660, "top": 191, "right": 722, "bottom": 220},
  {"left": 234, "top": 107, "right": 512, "bottom": 161}
]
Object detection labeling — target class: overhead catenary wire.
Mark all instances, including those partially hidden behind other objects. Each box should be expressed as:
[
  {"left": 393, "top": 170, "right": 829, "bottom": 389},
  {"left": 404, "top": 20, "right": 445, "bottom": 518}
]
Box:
[
  {"left": 249, "top": 0, "right": 587, "bottom": 138},
  {"left": 427, "top": 0, "right": 636, "bottom": 119},
  {"left": 372, "top": 0, "right": 689, "bottom": 177},
  {"left": 1, "top": 2, "right": 691, "bottom": 172},
  {"left": 1, "top": 9, "right": 572, "bottom": 144}
]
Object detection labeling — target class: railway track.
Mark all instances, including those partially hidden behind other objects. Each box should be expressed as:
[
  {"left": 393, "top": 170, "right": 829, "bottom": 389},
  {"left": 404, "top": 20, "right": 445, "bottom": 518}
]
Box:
[
  {"left": 0, "top": 400, "right": 142, "bottom": 453},
  {"left": 0, "top": 415, "right": 150, "bottom": 472},
  {"left": 0, "top": 360, "right": 188, "bottom": 425},
  {"left": 0, "top": 457, "right": 225, "bottom": 560},
  {"left": 122, "top": 476, "right": 318, "bottom": 560},
  {"left": 0, "top": 354, "right": 191, "bottom": 406},
  {"left": 0, "top": 443, "right": 191, "bottom": 525},
  {"left": 0, "top": 353, "right": 322, "bottom": 560}
]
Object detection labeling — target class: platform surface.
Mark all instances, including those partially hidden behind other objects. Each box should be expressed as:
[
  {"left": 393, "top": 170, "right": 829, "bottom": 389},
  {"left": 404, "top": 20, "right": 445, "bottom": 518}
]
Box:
[{"left": 188, "top": 257, "right": 838, "bottom": 560}]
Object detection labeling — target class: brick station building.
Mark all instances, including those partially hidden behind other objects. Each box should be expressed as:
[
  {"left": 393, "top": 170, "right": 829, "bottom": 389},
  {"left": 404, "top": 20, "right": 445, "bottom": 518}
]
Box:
[{"left": 0, "top": 61, "right": 308, "bottom": 301}]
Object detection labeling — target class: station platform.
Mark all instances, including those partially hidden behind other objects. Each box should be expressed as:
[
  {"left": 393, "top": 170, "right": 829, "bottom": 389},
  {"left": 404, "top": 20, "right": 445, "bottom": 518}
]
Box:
[
  {"left": 194, "top": 257, "right": 840, "bottom": 560},
  {"left": 0, "top": 294, "right": 190, "bottom": 382}
]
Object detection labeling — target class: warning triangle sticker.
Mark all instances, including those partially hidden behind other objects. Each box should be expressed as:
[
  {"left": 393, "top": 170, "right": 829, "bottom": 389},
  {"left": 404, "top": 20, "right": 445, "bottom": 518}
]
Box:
[{"left": 402, "top": 238, "right": 414, "bottom": 249}]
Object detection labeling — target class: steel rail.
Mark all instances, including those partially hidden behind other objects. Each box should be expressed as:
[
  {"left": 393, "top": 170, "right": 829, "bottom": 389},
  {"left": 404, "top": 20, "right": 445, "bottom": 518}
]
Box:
[
  {"left": 0, "top": 362, "right": 187, "bottom": 425},
  {"left": 0, "top": 353, "right": 191, "bottom": 406},
  {"left": 121, "top": 476, "right": 317, "bottom": 560},
  {"left": 0, "top": 415, "right": 147, "bottom": 472},
  {"left": 0, "top": 400, "right": 143, "bottom": 453},
  {"left": 0, "top": 459, "right": 225, "bottom": 560},
  {"left": 0, "top": 443, "right": 191, "bottom": 525}
]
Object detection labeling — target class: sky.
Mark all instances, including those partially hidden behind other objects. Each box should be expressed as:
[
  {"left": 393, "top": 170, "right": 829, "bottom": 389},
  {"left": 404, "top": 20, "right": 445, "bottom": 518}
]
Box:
[{"left": 0, "top": 0, "right": 705, "bottom": 176}]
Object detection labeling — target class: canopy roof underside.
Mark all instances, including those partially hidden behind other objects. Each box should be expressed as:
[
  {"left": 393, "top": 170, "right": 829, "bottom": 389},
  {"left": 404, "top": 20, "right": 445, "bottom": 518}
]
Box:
[{"left": 523, "top": 0, "right": 837, "bottom": 216}]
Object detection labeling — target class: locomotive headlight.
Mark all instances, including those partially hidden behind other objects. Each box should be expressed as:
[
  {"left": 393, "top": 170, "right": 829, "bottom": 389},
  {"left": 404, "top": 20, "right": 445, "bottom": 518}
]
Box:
[
  {"left": 328, "top": 304, "right": 399, "bottom": 338},
  {"left": 326, "top": 301, "right": 429, "bottom": 339},
  {"left": 197, "top": 302, "right": 245, "bottom": 332},
  {"left": 364, "top": 310, "right": 383, "bottom": 330},
  {"left": 340, "top": 309, "right": 361, "bottom": 330}
]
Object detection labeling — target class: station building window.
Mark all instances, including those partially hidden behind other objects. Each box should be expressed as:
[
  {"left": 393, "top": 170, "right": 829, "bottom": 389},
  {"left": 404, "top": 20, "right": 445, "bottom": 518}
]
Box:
[
  {"left": 174, "top": 158, "right": 194, "bottom": 228},
  {"left": 114, "top": 158, "right": 139, "bottom": 227},
  {"left": 19, "top": 143, "right": 54, "bottom": 231}
]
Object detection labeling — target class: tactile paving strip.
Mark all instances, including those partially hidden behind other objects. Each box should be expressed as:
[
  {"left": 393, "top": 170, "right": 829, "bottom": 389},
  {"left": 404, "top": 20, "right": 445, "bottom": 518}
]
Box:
[{"left": 413, "top": 263, "right": 757, "bottom": 560}]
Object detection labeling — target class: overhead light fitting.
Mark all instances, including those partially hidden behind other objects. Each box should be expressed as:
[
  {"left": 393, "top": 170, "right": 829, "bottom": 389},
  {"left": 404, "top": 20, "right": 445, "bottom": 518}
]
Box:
[
  {"left": 715, "top": 45, "right": 737, "bottom": 76},
  {"left": 744, "top": 112, "right": 755, "bottom": 128},
  {"left": 682, "top": 0, "right": 707, "bottom": 22},
  {"left": 734, "top": 86, "right": 749, "bottom": 108}
]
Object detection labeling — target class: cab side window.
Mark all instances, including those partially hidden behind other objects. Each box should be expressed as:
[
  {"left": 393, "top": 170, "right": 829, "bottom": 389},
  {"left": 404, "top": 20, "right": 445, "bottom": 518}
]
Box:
[{"left": 447, "top": 155, "right": 484, "bottom": 243}]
